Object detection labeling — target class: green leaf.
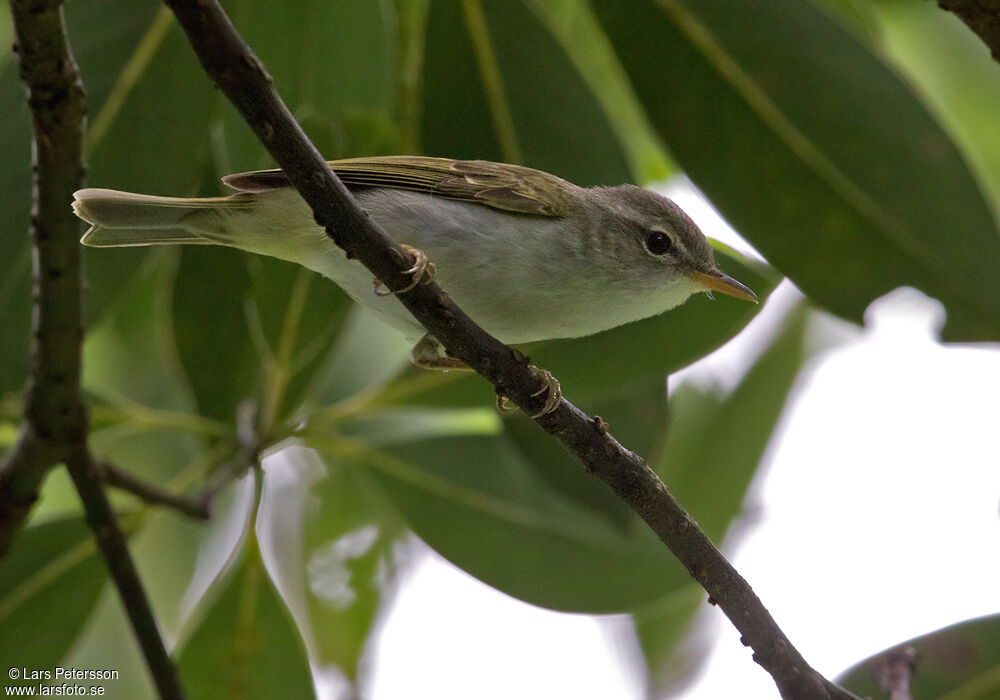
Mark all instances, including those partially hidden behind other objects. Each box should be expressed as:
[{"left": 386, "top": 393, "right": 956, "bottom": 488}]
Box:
[
  {"left": 58, "top": 586, "right": 156, "bottom": 699},
  {"left": 58, "top": 479, "right": 255, "bottom": 700},
  {"left": 521, "top": 246, "right": 779, "bottom": 401},
  {"left": 838, "top": 613, "right": 1000, "bottom": 699},
  {"left": 83, "top": 251, "right": 222, "bottom": 503},
  {"left": 259, "top": 447, "right": 406, "bottom": 679},
  {"left": 520, "top": 0, "right": 674, "bottom": 183},
  {"left": 593, "top": 0, "right": 1000, "bottom": 342},
  {"left": 84, "top": 251, "right": 194, "bottom": 414},
  {"left": 172, "top": 249, "right": 351, "bottom": 423},
  {"left": 871, "top": 0, "right": 1000, "bottom": 212},
  {"left": 128, "top": 477, "right": 256, "bottom": 644},
  {"left": 637, "top": 303, "right": 815, "bottom": 693},
  {"left": 422, "top": 0, "right": 631, "bottom": 186},
  {"left": 307, "top": 304, "right": 413, "bottom": 409},
  {"left": 326, "top": 433, "right": 688, "bottom": 613},
  {"left": 179, "top": 550, "right": 315, "bottom": 700},
  {"left": 215, "top": 1, "right": 400, "bottom": 167},
  {"left": 0, "top": 518, "right": 104, "bottom": 676}
]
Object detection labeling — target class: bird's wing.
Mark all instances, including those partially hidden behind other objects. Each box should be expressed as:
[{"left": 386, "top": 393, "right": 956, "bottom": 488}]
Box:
[{"left": 220, "top": 156, "right": 576, "bottom": 218}]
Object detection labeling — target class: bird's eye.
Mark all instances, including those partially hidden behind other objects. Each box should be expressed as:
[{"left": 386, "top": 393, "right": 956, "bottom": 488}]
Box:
[{"left": 645, "top": 230, "right": 673, "bottom": 256}]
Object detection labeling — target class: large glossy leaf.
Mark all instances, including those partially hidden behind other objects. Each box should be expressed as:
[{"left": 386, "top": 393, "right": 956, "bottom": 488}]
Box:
[
  {"left": 178, "top": 551, "right": 315, "bottom": 700},
  {"left": 521, "top": 0, "right": 674, "bottom": 183},
  {"left": 58, "top": 585, "right": 157, "bottom": 699},
  {"left": 335, "top": 432, "right": 688, "bottom": 613},
  {"left": 83, "top": 252, "right": 194, "bottom": 414},
  {"left": 258, "top": 447, "right": 407, "bottom": 680},
  {"left": 213, "top": 0, "right": 400, "bottom": 171},
  {"left": 172, "top": 249, "right": 351, "bottom": 423},
  {"left": 838, "top": 613, "right": 1000, "bottom": 699},
  {"left": 128, "top": 477, "right": 256, "bottom": 645},
  {"left": 593, "top": 0, "right": 1000, "bottom": 342},
  {"left": 0, "top": 518, "right": 104, "bottom": 675},
  {"left": 84, "top": 249, "right": 216, "bottom": 494},
  {"left": 422, "top": 0, "right": 631, "bottom": 186},
  {"left": 871, "top": 0, "right": 1000, "bottom": 208}
]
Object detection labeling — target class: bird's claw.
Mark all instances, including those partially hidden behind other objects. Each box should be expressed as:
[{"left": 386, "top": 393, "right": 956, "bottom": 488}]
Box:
[
  {"left": 374, "top": 244, "right": 437, "bottom": 296},
  {"left": 496, "top": 365, "right": 562, "bottom": 418}
]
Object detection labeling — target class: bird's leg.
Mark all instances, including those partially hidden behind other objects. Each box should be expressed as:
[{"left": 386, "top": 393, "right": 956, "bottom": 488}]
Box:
[
  {"left": 411, "top": 335, "right": 561, "bottom": 417},
  {"left": 496, "top": 365, "right": 562, "bottom": 418},
  {"left": 409, "top": 333, "right": 471, "bottom": 371},
  {"left": 374, "top": 244, "right": 437, "bottom": 296}
]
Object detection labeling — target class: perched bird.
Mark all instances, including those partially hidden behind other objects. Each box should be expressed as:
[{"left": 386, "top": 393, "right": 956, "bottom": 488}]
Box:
[{"left": 73, "top": 156, "right": 756, "bottom": 413}]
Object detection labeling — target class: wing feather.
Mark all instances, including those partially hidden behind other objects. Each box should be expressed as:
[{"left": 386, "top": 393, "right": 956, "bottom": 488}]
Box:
[{"left": 221, "top": 156, "right": 577, "bottom": 218}]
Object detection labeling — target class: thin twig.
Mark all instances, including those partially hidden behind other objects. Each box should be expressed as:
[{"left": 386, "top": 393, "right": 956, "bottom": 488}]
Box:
[
  {"left": 3, "top": 1, "right": 185, "bottom": 696},
  {"left": 163, "top": 1, "right": 859, "bottom": 697},
  {"left": 192, "top": 400, "right": 262, "bottom": 512},
  {"left": 98, "top": 461, "right": 210, "bottom": 520},
  {"left": 876, "top": 646, "right": 918, "bottom": 700}
]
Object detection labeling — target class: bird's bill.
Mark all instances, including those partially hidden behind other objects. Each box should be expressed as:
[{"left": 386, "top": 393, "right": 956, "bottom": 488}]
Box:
[{"left": 686, "top": 269, "right": 758, "bottom": 303}]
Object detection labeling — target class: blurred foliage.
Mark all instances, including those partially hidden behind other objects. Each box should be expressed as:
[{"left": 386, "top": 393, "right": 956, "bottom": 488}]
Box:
[
  {"left": 0, "top": 518, "right": 105, "bottom": 677},
  {"left": 592, "top": 0, "right": 1000, "bottom": 343},
  {"left": 178, "top": 548, "right": 316, "bottom": 699},
  {"left": 838, "top": 613, "right": 1000, "bottom": 699},
  {"left": 2, "top": 0, "right": 999, "bottom": 697}
]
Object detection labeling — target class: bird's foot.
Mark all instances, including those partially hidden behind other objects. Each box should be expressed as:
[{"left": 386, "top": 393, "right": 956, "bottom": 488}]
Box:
[
  {"left": 497, "top": 365, "right": 562, "bottom": 418},
  {"left": 374, "top": 244, "right": 437, "bottom": 296}
]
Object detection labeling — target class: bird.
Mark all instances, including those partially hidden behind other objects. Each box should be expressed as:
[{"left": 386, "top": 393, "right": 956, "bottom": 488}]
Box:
[{"left": 73, "top": 156, "right": 757, "bottom": 414}]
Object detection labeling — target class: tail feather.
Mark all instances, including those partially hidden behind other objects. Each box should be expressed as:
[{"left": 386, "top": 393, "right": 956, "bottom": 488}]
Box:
[{"left": 73, "top": 188, "right": 246, "bottom": 247}]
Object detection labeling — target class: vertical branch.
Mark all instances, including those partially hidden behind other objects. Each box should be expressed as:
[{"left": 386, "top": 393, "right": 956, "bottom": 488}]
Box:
[
  {"left": 0, "top": 0, "right": 88, "bottom": 554},
  {"left": 2, "top": 1, "right": 185, "bottom": 697}
]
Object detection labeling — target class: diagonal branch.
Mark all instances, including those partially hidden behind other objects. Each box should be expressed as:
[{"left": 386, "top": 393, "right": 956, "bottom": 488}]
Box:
[
  {"left": 2, "top": 1, "right": 184, "bottom": 697},
  {"left": 164, "top": 1, "right": 858, "bottom": 697},
  {"left": 64, "top": 449, "right": 184, "bottom": 698}
]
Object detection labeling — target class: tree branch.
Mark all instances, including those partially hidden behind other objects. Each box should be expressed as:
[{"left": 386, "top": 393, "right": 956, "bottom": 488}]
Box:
[
  {"left": 164, "top": 1, "right": 858, "bottom": 697},
  {"left": 875, "top": 646, "right": 917, "bottom": 700},
  {"left": 98, "top": 461, "right": 210, "bottom": 520},
  {"left": 3, "top": 1, "right": 184, "bottom": 697},
  {"left": 0, "top": 0, "right": 89, "bottom": 556},
  {"left": 938, "top": 0, "right": 1000, "bottom": 62},
  {"left": 64, "top": 449, "right": 184, "bottom": 698}
]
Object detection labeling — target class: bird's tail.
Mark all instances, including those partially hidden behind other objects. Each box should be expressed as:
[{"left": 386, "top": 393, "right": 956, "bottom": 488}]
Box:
[{"left": 73, "top": 188, "right": 250, "bottom": 247}]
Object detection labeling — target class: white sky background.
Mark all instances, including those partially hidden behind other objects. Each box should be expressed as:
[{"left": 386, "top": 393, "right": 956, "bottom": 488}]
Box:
[{"left": 362, "top": 179, "right": 1000, "bottom": 699}]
